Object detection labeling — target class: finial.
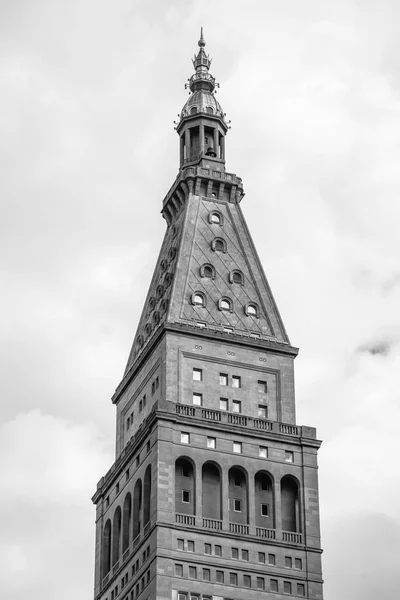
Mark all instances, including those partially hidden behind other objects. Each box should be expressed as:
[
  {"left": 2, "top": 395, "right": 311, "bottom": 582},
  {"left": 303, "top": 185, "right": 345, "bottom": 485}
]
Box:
[{"left": 198, "top": 27, "right": 206, "bottom": 48}]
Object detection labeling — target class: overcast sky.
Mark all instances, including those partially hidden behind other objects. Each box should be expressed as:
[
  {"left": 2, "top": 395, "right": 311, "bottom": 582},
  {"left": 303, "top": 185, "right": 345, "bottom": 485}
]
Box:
[{"left": 1, "top": 1, "right": 400, "bottom": 599}]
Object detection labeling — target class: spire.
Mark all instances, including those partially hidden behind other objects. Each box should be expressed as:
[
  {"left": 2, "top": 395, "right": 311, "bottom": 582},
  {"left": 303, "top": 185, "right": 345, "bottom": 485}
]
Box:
[{"left": 198, "top": 26, "right": 205, "bottom": 48}]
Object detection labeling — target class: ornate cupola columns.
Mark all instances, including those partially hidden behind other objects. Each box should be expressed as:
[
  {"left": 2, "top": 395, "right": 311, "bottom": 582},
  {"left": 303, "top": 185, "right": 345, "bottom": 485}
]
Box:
[{"left": 176, "top": 29, "right": 229, "bottom": 172}]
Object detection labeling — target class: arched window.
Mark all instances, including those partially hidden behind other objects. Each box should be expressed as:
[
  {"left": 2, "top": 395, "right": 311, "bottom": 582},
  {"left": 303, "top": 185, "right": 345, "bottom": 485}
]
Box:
[
  {"left": 228, "top": 467, "right": 248, "bottom": 525},
  {"left": 191, "top": 292, "right": 206, "bottom": 307},
  {"left": 102, "top": 519, "right": 112, "bottom": 577},
  {"left": 245, "top": 302, "right": 259, "bottom": 317},
  {"left": 122, "top": 493, "right": 132, "bottom": 553},
  {"left": 200, "top": 264, "right": 215, "bottom": 279},
  {"left": 132, "top": 479, "right": 142, "bottom": 540},
  {"left": 206, "top": 106, "right": 214, "bottom": 114},
  {"left": 255, "top": 471, "right": 275, "bottom": 529},
  {"left": 190, "top": 106, "right": 198, "bottom": 114},
  {"left": 281, "top": 476, "right": 301, "bottom": 533},
  {"left": 175, "top": 458, "right": 196, "bottom": 516},
  {"left": 229, "top": 270, "right": 244, "bottom": 285},
  {"left": 218, "top": 297, "right": 233, "bottom": 312},
  {"left": 143, "top": 465, "right": 152, "bottom": 526},
  {"left": 211, "top": 237, "right": 226, "bottom": 253},
  {"left": 112, "top": 506, "right": 121, "bottom": 565},
  {"left": 202, "top": 462, "right": 222, "bottom": 520},
  {"left": 209, "top": 211, "right": 223, "bottom": 225}
]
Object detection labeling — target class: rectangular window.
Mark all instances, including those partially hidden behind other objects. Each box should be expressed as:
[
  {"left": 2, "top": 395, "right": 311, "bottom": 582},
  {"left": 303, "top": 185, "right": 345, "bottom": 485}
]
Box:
[
  {"left": 139, "top": 399, "right": 143, "bottom": 412},
  {"left": 187, "top": 540, "right": 195, "bottom": 552},
  {"left": 178, "top": 594, "right": 187, "bottom": 600},
  {"left": 193, "top": 368, "right": 202, "bottom": 381},
  {"left": 243, "top": 575, "right": 251, "bottom": 588},
  {"left": 285, "top": 556, "right": 292, "bottom": 568},
  {"left": 229, "top": 572, "right": 238, "bottom": 586},
  {"left": 258, "top": 380, "right": 267, "bottom": 393},
  {"left": 285, "top": 450, "right": 294, "bottom": 462},
  {"left": 232, "top": 400, "right": 241, "bottom": 413},
  {"left": 231, "top": 547, "right": 239, "bottom": 559},
  {"left": 175, "top": 564, "right": 183, "bottom": 577},
  {"left": 259, "top": 446, "right": 268, "bottom": 458},
  {"left": 220, "top": 398, "right": 228, "bottom": 411},
  {"left": 188, "top": 566, "right": 197, "bottom": 579},
  {"left": 182, "top": 490, "right": 190, "bottom": 503},
  {"left": 241, "top": 549, "right": 249, "bottom": 561},
  {"left": 258, "top": 552, "right": 265, "bottom": 564},
  {"left": 284, "top": 581, "right": 292, "bottom": 594},
  {"left": 216, "top": 570, "right": 224, "bottom": 583},
  {"left": 297, "top": 583, "right": 305, "bottom": 596},
  {"left": 192, "top": 393, "right": 202, "bottom": 406},
  {"left": 136, "top": 454, "right": 140, "bottom": 467},
  {"left": 268, "top": 553, "right": 276, "bottom": 565},
  {"left": 257, "top": 577, "right": 265, "bottom": 590},
  {"left": 258, "top": 405, "right": 268, "bottom": 419},
  {"left": 233, "top": 441, "right": 242, "bottom": 454},
  {"left": 270, "top": 579, "right": 278, "bottom": 592},
  {"left": 181, "top": 432, "right": 190, "bottom": 444},
  {"left": 146, "top": 440, "right": 150, "bottom": 454},
  {"left": 155, "top": 376, "right": 159, "bottom": 389},
  {"left": 233, "top": 499, "right": 241, "bottom": 512},
  {"left": 181, "top": 466, "right": 190, "bottom": 477},
  {"left": 219, "top": 373, "right": 228, "bottom": 385},
  {"left": 295, "top": 558, "right": 303, "bottom": 570},
  {"left": 261, "top": 503, "right": 269, "bottom": 516},
  {"left": 232, "top": 375, "right": 241, "bottom": 388},
  {"left": 116, "top": 483, "right": 119, "bottom": 494},
  {"left": 202, "top": 568, "right": 210, "bottom": 581},
  {"left": 207, "top": 437, "right": 216, "bottom": 449},
  {"left": 151, "top": 382, "right": 155, "bottom": 395},
  {"left": 190, "top": 595, "right": 199, "bottom": 600},
  {"left": 223, "top": 326, "right": 233, "bottom": 334},
  {"left": 204, "top": 543, "right": 211, "bottom": 555},
  {"left": 142, "top": 394, "right": 146, "bottom": 407},
  {"left": 214, "top": 545, "right": 222, "bottom": 556}
]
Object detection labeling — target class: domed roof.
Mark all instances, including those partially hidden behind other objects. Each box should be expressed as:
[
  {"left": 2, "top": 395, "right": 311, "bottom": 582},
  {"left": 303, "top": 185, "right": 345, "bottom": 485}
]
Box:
[{"left": 180, "top": 89, "right": 224, "bottom": 120}]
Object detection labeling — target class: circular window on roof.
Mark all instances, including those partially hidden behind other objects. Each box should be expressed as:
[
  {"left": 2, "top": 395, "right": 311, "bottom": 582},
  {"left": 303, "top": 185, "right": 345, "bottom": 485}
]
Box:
[
  {"left": 211, "top": 237, "right": 226, "bottom": 253},
  {"left": 230, "top": 270, "right": 244, "bottom": 285},
  {"left": 209, "top": 211, "right": 223, "bottom": 225},
  {"left": 218, "top": 297, "right": 233, "bottom": 312},
  {"left": 200, "top": 264, "right": 215, "bottom": 279},
  {"left": 191, "top": 292, "right": 206, "bottom": 307},
  {"left": 245, "top": 302, "right": 259, "bottom": 317}
]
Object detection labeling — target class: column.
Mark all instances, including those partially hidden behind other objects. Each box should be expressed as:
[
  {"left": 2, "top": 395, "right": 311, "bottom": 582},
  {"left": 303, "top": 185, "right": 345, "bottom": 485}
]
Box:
[
  {"left": 180, "top": 135, "right": 184, "bottom": 166},
  {"left": 220, "top": 135, "right": 225, "bottom": 160},
  {"left": 274, "top": 480, "right": 282, "bottom": 533},
  {"left": 195, "top": 460, "right": 202, "bottom": 527},
  {"left": 185, "top": 128, "right": 190, "bottom": 161},
  {"left": 248, "top": 475, "right": 256, "bottom": 536},
  {"left": 213, "top": 128, "right": 219, "bottom": 157},
  {"left": 199, "top": 123, "right": 205, "bottom": 156},
  {"left": 222, "top": 468, "right": 229, "bottom": 531}
]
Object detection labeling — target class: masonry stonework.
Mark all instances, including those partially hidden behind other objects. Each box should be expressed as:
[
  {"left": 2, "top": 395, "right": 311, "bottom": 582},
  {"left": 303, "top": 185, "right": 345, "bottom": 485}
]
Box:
[{"left": 92, "top": 30, "right": 324, "bottom": 600}]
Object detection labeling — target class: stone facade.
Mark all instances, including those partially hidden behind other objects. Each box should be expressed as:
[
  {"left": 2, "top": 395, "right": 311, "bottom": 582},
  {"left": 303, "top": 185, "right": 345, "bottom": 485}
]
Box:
[{"left": 92, "top": 30, "right": 324, "bottom": 600}]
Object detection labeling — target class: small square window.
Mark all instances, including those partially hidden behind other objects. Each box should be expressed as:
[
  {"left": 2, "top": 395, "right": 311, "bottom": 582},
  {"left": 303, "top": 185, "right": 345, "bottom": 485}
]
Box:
[
  {"left": 258, "top": 405, "right": 268, "bottom": 419},
  {"left": 175, "top": 564, "right": 183, "bottom": 577},
  {"left": 243, "top": 574, "right": 251, "bottom": 588},
  {"left": 230, "top": 572, "right": 238, "bottom": 586},
  {"left": 259, "top": 446, "right": 268, "bottom": 458},
  {"left": 285, "top": 556, "right": 292, "bottom": 568},
  {"left": 270, "top": 579, "right": 278, "bottom": 592},
  {"left": 285, "top": 451, "right": 294, "bottom": 463},
  {"left": 188, "top": 566, "right": 197, "bottom": 579},
  {"left": 214, "top": 545, "right": 222, "bottom": 556},
  {"left": 232, "top": 400, "right": 241, "bottom": 413},
  {"left": 258, "top": 380, "right": 267, "bottom": 393},
  {"left": 204, "top": 543, "right": 211, "bottom": 555},
  {"left": 207, "top": 437, "right": 216, "bottom": 449},
  {"left": 216, "top": 570, "right": 224, "bottom": 583},
  {"left": 220, "top": 398, "right": 228, "bottom": 411},
  {"left": 257, "top": 577, "right": 265, "bottom": 590},
  {"left": 295, "top": 558, "right": 303, "bottom": 570},
  {"left": 231, "top": 547, "right": 239, "bottom": 559},
  {"left": 187, "top": 540, "right": 195, "bottom": 552},
  {"left": 181, "top": 432, "right": 190, "bottom": 444},
  {"left": 284, "top": 581, "right": 292, "bottom": 594},
  {"left": 219, "top": 373, "right": 228, "bottom": 385},
  {"left": 268, "top": 553, "right": 276, "bottom": 565},
  {"left": 232, "top": 375, "right": 241, "bottom": 388},
  {"left": 241, "top": 549, "right": 249, "bottom": 561},
  {"left": 297, "top": 583, "right": 305, "bottom": 596},
  {"left": 192, "top": 393, "right": 202, "bottom": 406},
  {"left": 193, "top": 368, "right": 202, "bottom": 381},
  {"left": 233, "top": 499, "right": 241, "bottom": 512},
  {"left": 261, "top": 503, "right": 269, "bottom": 516},
  {"left": 182, "top": 490, "right": 190, "bottom": 503},
  {"left": 202, "top": 568, "right": 210, "bottom": 581},
  {"left": 258, "top": 552, "right": 265, "bottom": 564},
  {"left": 233, "top": 441, "right": 242, "bottom": 454}
]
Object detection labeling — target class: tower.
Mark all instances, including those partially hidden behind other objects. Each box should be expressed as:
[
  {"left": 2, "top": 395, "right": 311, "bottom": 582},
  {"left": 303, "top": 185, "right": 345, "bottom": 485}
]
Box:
[{"left": 92, "top": 30, "right": 324, "bottom": 600}]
